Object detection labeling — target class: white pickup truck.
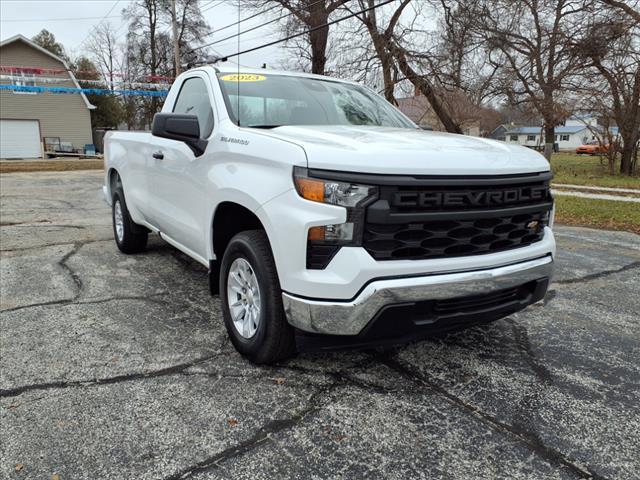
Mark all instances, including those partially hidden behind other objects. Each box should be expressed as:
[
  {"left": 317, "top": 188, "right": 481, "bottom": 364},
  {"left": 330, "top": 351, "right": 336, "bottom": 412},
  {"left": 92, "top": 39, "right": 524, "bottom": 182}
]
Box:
[{"left": 104, "top": 66, "right": 555, "bottom": 363}]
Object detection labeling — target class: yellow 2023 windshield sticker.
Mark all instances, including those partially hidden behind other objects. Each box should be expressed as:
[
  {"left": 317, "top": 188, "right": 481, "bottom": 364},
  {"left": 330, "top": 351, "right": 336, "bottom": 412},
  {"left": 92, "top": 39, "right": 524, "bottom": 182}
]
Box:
[{"left": 220, "top": 74, "right": 266, "bottom": 82}]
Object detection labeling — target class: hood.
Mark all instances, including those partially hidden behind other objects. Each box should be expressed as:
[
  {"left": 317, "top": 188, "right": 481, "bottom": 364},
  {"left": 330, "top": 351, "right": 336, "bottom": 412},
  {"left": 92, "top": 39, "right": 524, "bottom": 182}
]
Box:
[{"left": 255, "top": 125, "right": 549, "bottom": 175}]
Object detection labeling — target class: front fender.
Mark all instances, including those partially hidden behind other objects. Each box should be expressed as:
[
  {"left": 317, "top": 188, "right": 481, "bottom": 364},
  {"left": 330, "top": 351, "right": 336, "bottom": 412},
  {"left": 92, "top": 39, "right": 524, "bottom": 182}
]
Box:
[{"left": 204, "top": 160, "right": 297, "bottom": 261}]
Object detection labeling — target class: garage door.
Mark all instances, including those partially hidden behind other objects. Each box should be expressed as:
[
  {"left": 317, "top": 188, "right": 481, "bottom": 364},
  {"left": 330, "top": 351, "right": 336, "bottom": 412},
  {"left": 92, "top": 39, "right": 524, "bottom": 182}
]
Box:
[{"left": 0, "top": 119, "right": 41, "bottom": 159}]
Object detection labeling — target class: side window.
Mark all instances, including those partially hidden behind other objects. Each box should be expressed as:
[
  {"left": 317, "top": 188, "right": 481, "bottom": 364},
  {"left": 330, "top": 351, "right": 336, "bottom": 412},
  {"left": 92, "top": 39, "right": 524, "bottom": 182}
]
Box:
[{"left": 172, "top": 77, "right": 214, "bottom": 138}]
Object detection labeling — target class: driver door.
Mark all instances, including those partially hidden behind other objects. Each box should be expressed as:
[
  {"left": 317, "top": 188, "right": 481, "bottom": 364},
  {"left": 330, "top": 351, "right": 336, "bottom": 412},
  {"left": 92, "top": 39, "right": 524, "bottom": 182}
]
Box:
[{"left": 147, "top": 75, "right": 215, "bottom": 260}]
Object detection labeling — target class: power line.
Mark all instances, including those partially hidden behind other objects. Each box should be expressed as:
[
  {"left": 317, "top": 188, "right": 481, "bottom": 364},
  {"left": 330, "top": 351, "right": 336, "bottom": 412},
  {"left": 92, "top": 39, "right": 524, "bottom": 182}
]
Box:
[
  {"left": 203, "top": 0, "right": 329, "bottom": 49},
  {"left": 201, "top": 0, "right": 227, "bottom": 14},
  {"left": 199, "top": 0, "right": 218, "bottom": 10},
  {"left": 196, "top": 0, "right": 396, "bottom": 58},
  {"left": 208, "top": 29, "right": 274, "bottom": 50},
  {"left": 77, "top": 0, "right": 122, "bottom": 49},
  {"left": 202, "top": 3, "right": 281, "bottom": 38}
]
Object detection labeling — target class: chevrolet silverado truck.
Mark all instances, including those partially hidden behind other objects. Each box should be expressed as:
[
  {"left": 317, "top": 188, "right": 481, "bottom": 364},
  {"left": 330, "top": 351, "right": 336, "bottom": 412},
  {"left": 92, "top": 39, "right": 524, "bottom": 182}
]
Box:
[{"left": 104, "top": 66, "right": 555, "bottom": 364}]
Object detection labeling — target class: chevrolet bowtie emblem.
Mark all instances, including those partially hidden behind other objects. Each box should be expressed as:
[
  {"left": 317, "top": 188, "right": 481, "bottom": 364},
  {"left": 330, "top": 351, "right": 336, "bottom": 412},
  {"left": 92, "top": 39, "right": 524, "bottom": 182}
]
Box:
[{"left": 526, "top": 220, "right": 540, "bottom": 229}]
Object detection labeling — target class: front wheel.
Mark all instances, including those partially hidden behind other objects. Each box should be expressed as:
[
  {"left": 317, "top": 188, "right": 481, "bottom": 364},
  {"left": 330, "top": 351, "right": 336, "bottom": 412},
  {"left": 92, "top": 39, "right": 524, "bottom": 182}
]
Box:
[{"left": 220, "top": 230, "right": 295, "bottom": 364}]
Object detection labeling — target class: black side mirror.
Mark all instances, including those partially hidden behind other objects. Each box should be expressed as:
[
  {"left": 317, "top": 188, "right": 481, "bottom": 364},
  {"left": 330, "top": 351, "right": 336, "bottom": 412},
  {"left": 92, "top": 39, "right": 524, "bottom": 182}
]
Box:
[{"left": 151, "top": 113, "right": 207, "bottom": 156}]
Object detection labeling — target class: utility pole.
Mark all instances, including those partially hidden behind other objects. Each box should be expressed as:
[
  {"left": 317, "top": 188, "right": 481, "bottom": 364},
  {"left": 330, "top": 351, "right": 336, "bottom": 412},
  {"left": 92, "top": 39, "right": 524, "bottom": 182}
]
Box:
[{"left": 171, "top": 0, "right": 181, "bottom": 75}]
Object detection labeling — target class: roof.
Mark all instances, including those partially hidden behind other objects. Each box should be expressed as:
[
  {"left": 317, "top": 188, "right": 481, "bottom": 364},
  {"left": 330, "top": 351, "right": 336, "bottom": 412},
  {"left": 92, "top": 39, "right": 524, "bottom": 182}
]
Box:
[
  {"left": 199, "top": 64, "right": 360, "bottom": 86},
  {"left": 0, "top": 34, "right": 95, "bottom": 109},
  {"left": 503, "top": 125, "right": 588, "bottom": 135},
  {"left": 395, "top": 96, "right": 431, "bottom": 123}
]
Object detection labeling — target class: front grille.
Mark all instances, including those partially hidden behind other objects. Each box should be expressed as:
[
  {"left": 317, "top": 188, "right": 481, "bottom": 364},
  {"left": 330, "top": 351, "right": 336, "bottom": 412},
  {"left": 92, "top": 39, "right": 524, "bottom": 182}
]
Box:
[
  {"left": 364, "top": 210, "right": 548, "bottom": 260},
  {"left": 363, "top": 172, "right": 552, "bottom": 261}
]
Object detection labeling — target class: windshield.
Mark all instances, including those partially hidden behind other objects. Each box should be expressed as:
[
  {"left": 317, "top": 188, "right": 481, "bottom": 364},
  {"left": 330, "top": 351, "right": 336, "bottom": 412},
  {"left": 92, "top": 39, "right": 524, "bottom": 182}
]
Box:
[{"left": 216, "top": 73, "right": 415, "bottom": 129}]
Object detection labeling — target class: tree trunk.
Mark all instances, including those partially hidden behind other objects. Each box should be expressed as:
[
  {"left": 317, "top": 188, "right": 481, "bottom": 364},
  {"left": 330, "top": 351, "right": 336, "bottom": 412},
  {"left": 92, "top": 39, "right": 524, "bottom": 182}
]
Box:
[
  {"left": 619, "top": 136, "right": 636, "bottom": 175},
  {"left": 362, "top": 0, "right": 398, "bottom": 104},
  {"left": 307, "top": 7, "right": 329, "bottom": 75},
  {"left": 309, "top": 28, "right": 328, "bottom": 74},
  {"left": 543, "top": 124, "right": 555, "bottom": 162},
  {"left": 370, "top": 34, "right": 395, "bottom": 103},
  {"left": 391, "top": 44, "right": 462, "bottom": 134},
  {"left": 381, "top": 56, "right": 396, "bottom": 104}
]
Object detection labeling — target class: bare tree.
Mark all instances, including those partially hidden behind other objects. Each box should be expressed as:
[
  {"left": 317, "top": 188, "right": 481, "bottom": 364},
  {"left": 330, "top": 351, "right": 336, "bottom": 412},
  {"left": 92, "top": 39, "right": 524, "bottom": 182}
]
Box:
[
  {"left": 340, "top": 0, "right": 463, "bottom": 132},
  {"left": 243, "top": 0, "right": 350, "bottom": 74},
  {"left": 348, "top": 0, "right": 411, "bottom": 103},
  {"left": 392, "top": 0, "right": 501, "bottom": 134},
  {"left": 165, "top": 0, "right": 211, "bottom": 73},
  {"left": 475, "top": 0, "right": 588, "bottom": 161},
  {"left": 416, "top": 0, "right": 499, "bottom": 106},
  {"left": 599, "top": 0, "right": 640, "bottom": 23},
  {"left": 87, "top": 23, "right": 119, "bottom": 91},
  {"left": 391, "top": 44, "right": 463, "bottom": 133},
  {"left": 117, "top": 38, "right": 146, "bottom": 129},
  {"left": 124, "top": 0, "right": 165, "bottom": 126},
  {"left": 576, "top": 2, "right": 640, "bottom": 174}
]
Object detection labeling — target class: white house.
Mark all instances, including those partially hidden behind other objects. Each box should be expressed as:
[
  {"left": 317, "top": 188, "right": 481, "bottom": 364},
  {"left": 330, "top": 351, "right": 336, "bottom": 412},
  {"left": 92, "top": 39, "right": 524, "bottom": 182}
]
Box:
[{"left": 490, "top": 119, "right": 619, "bottom": 151}]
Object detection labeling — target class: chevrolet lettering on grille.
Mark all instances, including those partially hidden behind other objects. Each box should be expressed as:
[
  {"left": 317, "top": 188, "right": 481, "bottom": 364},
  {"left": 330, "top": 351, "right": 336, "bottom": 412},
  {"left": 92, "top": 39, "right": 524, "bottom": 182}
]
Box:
[{"left": 392, "top": 187, "right": 549, "bottom": 209}]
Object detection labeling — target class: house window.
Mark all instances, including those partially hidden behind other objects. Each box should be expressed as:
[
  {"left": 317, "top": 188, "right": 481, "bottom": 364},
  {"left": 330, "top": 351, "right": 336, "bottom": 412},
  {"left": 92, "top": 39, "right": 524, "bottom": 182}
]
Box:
[
  {"left": 12, "top": 72, "right": 37, "bottom": 94},
  {"left": 527, "top": 135, "right": 536, "bottom": 141},
  {"left": 510, "top": 135, "right": 518, "bottom": 141},
  {"left": 560, "top": 134, "right": 570, "bottom": 141}
]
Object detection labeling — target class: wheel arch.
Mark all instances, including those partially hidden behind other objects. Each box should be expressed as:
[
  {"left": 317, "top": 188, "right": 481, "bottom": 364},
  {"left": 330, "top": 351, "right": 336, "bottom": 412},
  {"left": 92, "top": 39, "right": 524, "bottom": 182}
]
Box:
[
  {"left": 208, "top": 199, "right": 281, "bottom": 296},
  {"left": 106, "top": 167, "right": 121, "bottom": 200},
  {"left": 210, "top": 201, "right": 268, "bottom": 262}
]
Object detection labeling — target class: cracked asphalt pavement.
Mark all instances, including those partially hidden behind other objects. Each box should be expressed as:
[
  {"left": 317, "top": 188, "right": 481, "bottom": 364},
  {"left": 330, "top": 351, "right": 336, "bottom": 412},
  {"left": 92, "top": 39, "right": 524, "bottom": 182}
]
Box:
[{"left": 1, "top": 170, "right": 639, "bottom": 480}]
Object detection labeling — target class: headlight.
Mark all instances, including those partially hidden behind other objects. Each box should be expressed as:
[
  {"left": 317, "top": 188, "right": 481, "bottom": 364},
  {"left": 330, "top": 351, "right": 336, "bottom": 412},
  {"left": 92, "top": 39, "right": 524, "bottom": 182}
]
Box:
[
  {"left": 293, "top": 167, "right": 377, "bottom": 208},
  {"left": 293, "top": 167, "right": 379, "bottom": 269}
]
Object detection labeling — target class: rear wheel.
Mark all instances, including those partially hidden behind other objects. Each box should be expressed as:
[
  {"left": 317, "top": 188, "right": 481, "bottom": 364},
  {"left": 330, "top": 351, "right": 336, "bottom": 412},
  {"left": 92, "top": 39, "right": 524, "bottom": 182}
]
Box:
[
  {"left": 112, "top": 186, "right": 148, "bottom": 254},
  {"left": 220, "top": 230, "right": 295, "bottom": 364}
]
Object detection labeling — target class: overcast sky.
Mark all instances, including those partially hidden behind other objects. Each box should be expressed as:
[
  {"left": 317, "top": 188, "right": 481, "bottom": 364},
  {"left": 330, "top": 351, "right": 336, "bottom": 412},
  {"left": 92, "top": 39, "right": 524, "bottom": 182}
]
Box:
[{"left": 0, "top": 0, "right": 283, "bottom": 69}]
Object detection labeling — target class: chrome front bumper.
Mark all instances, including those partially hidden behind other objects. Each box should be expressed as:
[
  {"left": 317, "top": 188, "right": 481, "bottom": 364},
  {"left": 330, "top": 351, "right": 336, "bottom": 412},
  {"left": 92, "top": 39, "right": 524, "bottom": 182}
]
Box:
[{"left": 282, "top": 254, "right": 553, "bottom": 335}]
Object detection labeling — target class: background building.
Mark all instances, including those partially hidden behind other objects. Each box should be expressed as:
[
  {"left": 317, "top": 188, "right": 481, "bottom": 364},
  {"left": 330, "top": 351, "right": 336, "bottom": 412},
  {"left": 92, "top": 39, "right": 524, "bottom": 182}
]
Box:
[
  {"left": 0, "top": 34, "right": 94, "bottom": 159},
  {"left": 490, "top": 116, "right": 619, "bottom": 151}
]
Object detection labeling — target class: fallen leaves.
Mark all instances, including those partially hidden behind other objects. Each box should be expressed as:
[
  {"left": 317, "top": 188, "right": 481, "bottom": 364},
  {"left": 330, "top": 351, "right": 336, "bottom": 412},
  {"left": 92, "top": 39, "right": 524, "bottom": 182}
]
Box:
[
  {"left": 227, "top": 418, "right": 238, "bottom": 427},
  {"left": 15, "top": 464, "right": 24, "bottom": 472}
]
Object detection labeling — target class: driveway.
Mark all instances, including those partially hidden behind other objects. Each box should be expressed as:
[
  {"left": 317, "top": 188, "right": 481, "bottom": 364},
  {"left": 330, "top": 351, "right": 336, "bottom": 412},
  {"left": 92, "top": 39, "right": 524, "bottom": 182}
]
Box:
[{"left": 1, "top": 170, "right": 639, "bottom": 480}]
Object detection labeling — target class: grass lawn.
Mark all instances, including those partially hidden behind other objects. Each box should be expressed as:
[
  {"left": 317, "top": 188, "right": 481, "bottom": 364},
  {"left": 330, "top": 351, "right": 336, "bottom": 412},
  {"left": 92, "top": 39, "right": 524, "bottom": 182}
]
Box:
[
  {"left": 0, "top": 159, "right": 104, "bottom": 174},
  {"left": 555, "top": 195, "right": 640, "bottom": 234},
  {"left": 551, "top": 153, "right": 640, "bottom": 189}
]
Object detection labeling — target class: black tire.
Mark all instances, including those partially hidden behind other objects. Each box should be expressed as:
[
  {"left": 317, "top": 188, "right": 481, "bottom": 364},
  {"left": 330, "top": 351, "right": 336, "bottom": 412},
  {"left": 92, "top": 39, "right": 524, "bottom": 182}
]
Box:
[
  {"left": 220, "top": 230, "right": 295, "bottom": 364},
  {"left": 112, "top": 185, "right": 148, "bottom": 254}
]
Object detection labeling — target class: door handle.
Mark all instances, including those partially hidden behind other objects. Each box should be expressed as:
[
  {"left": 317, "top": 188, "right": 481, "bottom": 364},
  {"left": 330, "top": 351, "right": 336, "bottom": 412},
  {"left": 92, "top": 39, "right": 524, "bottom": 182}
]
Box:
[{"left": 152, "top": 151, "right": 164, "bottom": 160}]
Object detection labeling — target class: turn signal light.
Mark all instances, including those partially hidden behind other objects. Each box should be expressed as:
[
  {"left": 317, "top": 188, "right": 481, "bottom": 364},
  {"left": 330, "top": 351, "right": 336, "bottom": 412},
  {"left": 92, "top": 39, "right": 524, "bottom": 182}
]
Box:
[
  {"left": 307, "top": 223, "right": 354, "bottom": 242},
  {"left": 294, "top": 177, "right": 325, "bottom": 203},
  {"left": 308, "top": 226, "right": 326, "bottom": 241}
]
